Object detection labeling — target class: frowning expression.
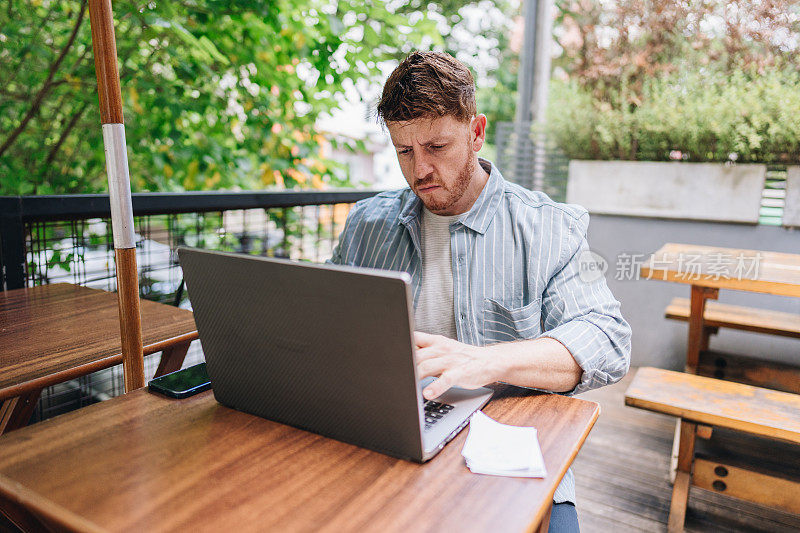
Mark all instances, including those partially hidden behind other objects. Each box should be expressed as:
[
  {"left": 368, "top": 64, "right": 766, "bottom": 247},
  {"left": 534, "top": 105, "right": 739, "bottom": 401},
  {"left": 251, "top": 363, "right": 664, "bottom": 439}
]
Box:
[{"left": 387, "top": 114, "right": 486, "bottom": 215}]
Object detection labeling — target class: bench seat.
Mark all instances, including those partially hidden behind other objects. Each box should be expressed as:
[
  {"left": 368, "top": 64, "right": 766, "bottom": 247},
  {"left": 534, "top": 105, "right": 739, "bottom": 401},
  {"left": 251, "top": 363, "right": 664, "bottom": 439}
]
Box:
[
  {"left": 625, "top": 367, "right": 800, "bottom": 444},
  {"left": 665, "top": 297, "right": 800, "bottom": 339},
  {"left": 625, "top": 367, "right": 800, "bottom": 531}
]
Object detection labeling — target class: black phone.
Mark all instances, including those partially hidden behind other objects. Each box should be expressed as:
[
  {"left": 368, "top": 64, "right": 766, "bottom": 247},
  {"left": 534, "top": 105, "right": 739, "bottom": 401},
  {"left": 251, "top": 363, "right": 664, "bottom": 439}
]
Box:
[{"left": 148, "top": 363, "right": 211, "bottom": 399}]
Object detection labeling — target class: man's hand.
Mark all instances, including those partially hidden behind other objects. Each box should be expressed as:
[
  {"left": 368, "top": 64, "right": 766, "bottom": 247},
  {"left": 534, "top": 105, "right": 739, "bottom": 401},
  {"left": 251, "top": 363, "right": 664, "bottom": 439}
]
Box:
[
  {"left": 414, "top": 332, "right": 500, "bottom": 400},
  {"left": 414, "top": 333, "right": 584, "bottom": 398}
]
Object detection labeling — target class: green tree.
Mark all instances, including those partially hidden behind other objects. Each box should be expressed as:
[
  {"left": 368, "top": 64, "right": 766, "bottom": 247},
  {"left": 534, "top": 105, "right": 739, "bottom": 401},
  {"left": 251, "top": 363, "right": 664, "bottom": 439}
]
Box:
[
  {"left": 0, "top": 0, "right": 441, "bottom": 194},
  {"left": 402, "top": 0, "right": 521, "bottom": 152}
]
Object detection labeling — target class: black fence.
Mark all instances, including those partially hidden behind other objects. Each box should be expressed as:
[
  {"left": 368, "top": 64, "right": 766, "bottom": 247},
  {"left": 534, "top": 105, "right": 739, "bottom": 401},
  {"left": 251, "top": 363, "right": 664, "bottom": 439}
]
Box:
[{"left": 0, "top": 190, "right": 380, "bottom": 422}]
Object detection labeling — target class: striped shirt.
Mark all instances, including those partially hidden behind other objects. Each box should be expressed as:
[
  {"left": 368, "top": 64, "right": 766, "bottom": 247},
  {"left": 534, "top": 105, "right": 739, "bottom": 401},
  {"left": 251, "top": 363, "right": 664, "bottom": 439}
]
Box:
[{"left": 330, "top": 159, "right": 632, "bottom": 503}]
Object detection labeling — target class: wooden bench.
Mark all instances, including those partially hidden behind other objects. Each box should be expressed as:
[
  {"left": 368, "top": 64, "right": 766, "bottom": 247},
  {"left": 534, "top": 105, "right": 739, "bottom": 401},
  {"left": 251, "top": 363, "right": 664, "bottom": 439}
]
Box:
[
  {"left": 625, "top": 367, "right": 800, "bottom": 532},
  {"left": 665, "top": 297, "right": 800, "bottom": 394},
  {"left": 665, "top": 297, "right": 800, "bottom": 339}
]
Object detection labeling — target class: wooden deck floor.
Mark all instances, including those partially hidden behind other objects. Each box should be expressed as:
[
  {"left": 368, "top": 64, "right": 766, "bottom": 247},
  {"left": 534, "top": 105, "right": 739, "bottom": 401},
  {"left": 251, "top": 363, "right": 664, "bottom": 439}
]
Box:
[{"left": 573, "top": 369, "right": 800, "bottom": 532}]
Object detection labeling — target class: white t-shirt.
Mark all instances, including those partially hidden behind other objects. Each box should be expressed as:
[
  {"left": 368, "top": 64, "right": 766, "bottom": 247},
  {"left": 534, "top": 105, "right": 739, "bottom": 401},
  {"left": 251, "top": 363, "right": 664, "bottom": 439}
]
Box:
[{"left": 414, "top": 207, "right": 459, "bottom": 339}]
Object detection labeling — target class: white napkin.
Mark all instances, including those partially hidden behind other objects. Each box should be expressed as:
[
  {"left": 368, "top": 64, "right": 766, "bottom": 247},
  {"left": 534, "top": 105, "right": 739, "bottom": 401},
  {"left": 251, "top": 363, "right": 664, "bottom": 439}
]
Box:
[{"left": 461, "top": 411, "right": 547, "bottom": 477}]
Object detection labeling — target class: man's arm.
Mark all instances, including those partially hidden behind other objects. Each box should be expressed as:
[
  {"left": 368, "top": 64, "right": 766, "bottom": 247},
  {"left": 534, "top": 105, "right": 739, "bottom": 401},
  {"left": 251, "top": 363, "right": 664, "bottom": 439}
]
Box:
[
  {"left": 417, "top": 211, "right": 631, "bottom": 400},
  {"left": 416, "top": 334, "right": 581, "bottom": 399}
]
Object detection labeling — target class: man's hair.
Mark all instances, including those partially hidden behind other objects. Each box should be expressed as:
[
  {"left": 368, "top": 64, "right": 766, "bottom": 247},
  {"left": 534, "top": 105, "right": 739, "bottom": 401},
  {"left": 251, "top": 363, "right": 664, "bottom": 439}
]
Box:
[{"left": 377, "top": 51, "right": 476, "bottom": 124}]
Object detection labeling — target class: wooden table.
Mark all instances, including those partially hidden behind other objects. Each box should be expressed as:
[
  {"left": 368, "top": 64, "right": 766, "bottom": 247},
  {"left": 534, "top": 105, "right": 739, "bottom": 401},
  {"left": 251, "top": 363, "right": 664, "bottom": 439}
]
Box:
[
  {"left": 0, "top": 386, "right": 599, "bottom": 532},
  {"left": 641, "top": 243, "right": 800, "bottom": 375},
  {"left": 0, "top": 283, "right": 198, "bottom": 434},
  {"left": 640, "top": 243, "right": 800, "bottom": 526}
]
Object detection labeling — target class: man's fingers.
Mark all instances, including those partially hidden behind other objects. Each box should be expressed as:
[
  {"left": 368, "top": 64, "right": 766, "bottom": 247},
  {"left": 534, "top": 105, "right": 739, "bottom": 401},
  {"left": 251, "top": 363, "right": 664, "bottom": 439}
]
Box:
[
  {"left": 414, "top": 345, "right": 445, "bottom": 363},
  {"left": 413, "top": 331, "right": 439, "bottom": 348},
  {"left": 416, "top": 355, "right": 453, "bottom": 379},
  {"left": 423, "top": 368, "right": 464, "bottom": 400}
]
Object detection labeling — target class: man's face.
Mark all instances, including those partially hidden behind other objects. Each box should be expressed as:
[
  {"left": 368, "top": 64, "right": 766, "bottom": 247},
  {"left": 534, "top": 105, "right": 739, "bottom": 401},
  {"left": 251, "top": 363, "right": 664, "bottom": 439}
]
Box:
[{"left": 386, "top": 115, "right": 484, "bottom": 215}]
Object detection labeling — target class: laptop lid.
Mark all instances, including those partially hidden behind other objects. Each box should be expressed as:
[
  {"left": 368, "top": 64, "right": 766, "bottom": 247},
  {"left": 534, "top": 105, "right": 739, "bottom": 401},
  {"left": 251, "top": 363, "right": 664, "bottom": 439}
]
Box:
[{"left": 178, "top": 247, "right": 427, "bottom": 461}]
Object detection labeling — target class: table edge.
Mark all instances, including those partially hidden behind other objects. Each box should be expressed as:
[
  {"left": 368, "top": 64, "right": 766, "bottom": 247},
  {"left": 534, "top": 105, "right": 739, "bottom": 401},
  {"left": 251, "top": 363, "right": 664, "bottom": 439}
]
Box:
[
  {"left": 525, "top": 398, "right": 600, "bottom": 532},
  {"left": 0, "top": 473, "right": 105, "bottom": 533},
  {"left": 0, "top": 332, "right": 198, "bottom": 402},
  {"left": 639, "top": 267, "right": 800, "bottom": 297}
]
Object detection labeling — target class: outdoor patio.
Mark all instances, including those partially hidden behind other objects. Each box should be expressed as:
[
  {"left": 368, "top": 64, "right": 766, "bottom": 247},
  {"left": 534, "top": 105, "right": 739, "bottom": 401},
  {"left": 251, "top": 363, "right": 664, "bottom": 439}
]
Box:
[{"left": 2, "top": 0, "right": 800, "bottom": 531}]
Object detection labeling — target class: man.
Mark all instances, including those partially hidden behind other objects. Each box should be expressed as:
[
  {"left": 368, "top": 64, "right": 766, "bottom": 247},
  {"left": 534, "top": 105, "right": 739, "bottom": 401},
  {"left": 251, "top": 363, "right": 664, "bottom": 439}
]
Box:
[{"left": 331, "top": 51, "right": 631, "bottom": 532}]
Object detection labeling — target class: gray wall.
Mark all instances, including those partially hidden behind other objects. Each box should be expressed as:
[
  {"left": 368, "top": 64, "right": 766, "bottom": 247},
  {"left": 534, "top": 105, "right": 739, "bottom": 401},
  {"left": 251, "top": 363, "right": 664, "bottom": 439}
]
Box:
[{"left": 585, "top": 214, "right": 800, "bottom": 369}]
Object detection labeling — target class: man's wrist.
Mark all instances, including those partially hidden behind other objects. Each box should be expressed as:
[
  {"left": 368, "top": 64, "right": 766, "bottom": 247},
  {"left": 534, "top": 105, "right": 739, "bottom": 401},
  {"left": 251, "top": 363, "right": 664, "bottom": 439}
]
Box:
[{"left": 482, "top": 342, "right": 522, "bottom": 384}]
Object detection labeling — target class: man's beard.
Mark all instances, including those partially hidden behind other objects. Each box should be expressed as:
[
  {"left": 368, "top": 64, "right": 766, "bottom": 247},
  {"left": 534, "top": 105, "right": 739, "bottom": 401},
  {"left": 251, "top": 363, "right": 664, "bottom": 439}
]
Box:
[{"left": 415, "top": 151, "right": 474, "bottom": 213}]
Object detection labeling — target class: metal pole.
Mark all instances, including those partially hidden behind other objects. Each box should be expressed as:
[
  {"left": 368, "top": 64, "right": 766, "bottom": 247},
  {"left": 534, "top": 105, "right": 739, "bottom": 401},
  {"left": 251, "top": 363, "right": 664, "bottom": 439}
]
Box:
[
  {"left": 513, "top": 0, "right": 538, "bottom": 188},
  {"left": 531, "top": 0, "right": 554, "bottom": 192},
  {"left": 88, "top": 0, "right": 145, "bottom": 391}
]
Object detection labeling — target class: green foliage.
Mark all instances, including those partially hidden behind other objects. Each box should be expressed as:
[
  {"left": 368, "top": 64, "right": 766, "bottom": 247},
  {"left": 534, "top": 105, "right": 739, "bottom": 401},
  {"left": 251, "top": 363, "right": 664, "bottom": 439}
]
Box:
[
  {"left": 547, "top": 69, "right": 800, "bottom": 163},
  {"left": 0, "top": 0, "right": 437, "bottom": 195},
  {"left": 545, "top": 0, "right": 800, "bottom": 163},
  {"left": 474, "top": 4, "right": 519, "bottom": 134}
]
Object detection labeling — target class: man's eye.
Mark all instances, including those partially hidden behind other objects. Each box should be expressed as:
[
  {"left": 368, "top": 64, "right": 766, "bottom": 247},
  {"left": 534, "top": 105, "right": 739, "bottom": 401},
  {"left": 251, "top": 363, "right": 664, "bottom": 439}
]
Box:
[
  {"left": 430, "top": 145, "right": 445, "bottom": 150},
  {"left": 398, "top": 149, "right": 411, "bottom": 155}
]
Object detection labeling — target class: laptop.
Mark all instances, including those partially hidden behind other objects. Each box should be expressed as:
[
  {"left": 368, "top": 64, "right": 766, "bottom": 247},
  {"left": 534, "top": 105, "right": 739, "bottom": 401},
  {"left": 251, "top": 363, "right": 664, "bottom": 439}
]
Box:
[{"left": 178, "top": 247, "right": 493, "bottom": 462}]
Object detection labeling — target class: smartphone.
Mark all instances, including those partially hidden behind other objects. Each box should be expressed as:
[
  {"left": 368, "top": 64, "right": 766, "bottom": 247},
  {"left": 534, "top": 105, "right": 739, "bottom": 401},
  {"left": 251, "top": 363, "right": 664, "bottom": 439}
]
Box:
[{"left": 148, "top": 363, "right": 211, "bottom": 399}]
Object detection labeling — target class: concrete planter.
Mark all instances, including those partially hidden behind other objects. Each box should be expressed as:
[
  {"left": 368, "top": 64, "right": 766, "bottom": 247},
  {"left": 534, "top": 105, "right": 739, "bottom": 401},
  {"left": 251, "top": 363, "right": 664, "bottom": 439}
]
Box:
[{"left": 567, "top": 160, "right": 767, "bottom": 224}]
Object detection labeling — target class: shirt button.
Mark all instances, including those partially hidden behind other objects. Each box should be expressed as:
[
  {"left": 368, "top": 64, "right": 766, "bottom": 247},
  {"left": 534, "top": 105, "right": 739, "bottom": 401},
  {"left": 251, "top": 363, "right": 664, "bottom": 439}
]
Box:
[
  {"left": 460, "top": 313, "right": 466, "bottom": 320},
  {"left": 457, "top": 256, "right": 464, "bottom": 264}
]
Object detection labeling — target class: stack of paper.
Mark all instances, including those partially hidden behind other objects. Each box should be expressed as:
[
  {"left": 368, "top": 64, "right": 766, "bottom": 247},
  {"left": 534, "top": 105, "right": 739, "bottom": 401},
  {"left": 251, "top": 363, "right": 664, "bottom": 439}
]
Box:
[{"left": 461, "top": 411, "right": 547, "bottom": 478}]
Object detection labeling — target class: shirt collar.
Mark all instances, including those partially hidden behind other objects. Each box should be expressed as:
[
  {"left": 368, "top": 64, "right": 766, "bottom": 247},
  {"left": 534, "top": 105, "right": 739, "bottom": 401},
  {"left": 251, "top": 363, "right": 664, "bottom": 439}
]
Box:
[
  {"left": 398, "top": 158, "right": 505, "bottom": 235},
  {"left": 457, "top": 158, "right": 505, "bottom": 234}
]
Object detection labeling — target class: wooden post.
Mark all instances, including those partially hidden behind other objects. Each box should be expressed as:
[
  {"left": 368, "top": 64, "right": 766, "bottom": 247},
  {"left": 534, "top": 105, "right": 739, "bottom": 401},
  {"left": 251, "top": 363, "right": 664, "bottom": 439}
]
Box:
[
  {"left": 88, "top": 0, "right": 145, "bottom": 391},
  {"left": 671, "top": 285, "right": 718, "bottom": 482},
  {"left": 668, "top": 420, "right": 697, "bottom": 533},
  {"left": 686, "top": 285, "right": 718, "bottom": 373}
]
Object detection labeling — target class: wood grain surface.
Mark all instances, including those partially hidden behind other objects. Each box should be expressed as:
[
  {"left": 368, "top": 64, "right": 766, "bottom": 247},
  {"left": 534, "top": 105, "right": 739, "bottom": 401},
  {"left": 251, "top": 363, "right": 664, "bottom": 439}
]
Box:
[
  {"left": 696, "top": 350, "right": 800, "bottom": 394},
  {"left": 641, "top": 243, "right": 800, "bottom": 297},
  {"left": 665, "top": 297, "right": 800, "bottom": 339},
  {"left": 625, "top": 367, "right": 800, "bottom": 444},
  {"left": 0, "top": 386, "right": 599, "bottom": 533},
  {"left": 692, "top": 458, "right": 800, "bottom": 515},
  {"left": 0, "top": 283, "right": 197, "bottom": 400},
  {"left": 88, "top": 0, "right": 123, "bottom": 124},
  {"left": 115, "top": 248, "right": 145, "bottom": 391}
]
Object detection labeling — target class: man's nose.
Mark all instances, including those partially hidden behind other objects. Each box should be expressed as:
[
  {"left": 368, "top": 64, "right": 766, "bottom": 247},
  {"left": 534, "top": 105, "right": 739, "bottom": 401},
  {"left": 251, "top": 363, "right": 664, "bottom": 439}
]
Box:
[{"left": 413, "top": 149, "right": 434, "bottom": 181}]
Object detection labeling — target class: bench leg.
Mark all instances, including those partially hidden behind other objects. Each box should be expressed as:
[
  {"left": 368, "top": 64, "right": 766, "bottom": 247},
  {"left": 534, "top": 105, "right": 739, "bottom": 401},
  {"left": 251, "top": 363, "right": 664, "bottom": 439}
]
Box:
[
  {"left": 671, "top": 421, "right": 714, "bottom": 483},
  {"left": 700, "top": 327, "right": 717, "bottom": 352},
  {"left": 687, "top": 285, "right": 718, "bottom": 373},
  {"left": 669, "top": 471, "right": 691, "bottom": 533},
  {"left": 668, "top": 420, "right": 697, "bottom": 533},
  {"left": 0, "top": 389, "right": 42, "bottom": 435},
  {"left": 669, "top": 419, "right": 681, "bottom": 483},
  {"left": 154, "top": 341, "right": 192, "bottom": 378}
]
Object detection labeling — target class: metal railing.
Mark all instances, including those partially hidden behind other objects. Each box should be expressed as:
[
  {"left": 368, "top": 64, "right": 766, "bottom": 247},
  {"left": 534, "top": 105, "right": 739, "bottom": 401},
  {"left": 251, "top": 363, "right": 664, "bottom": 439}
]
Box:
[
  {"left": 0, "top": 189, "right": 381, "bottom": 422},
  {"left": 493, "top": 121, "right": 569, "bottom": 202}
]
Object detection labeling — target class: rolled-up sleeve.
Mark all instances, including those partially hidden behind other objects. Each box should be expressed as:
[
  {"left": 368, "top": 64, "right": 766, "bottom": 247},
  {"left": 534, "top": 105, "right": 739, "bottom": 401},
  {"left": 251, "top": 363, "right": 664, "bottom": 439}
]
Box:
[{"left": 537, "top": 211, "right": 631, "bottom": 395}]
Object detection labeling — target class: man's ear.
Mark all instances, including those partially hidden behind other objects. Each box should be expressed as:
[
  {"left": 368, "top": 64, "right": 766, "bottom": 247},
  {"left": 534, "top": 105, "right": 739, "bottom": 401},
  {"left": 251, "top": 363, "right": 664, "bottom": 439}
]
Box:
[{"left": 471, "top": 114, "right": 487, "bottom": 152}]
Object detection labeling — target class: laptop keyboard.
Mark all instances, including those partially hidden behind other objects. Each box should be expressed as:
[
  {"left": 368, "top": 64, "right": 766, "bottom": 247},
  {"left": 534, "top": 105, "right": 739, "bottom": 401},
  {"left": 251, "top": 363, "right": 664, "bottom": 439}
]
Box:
[{"left": 423, "top": 400, "right": 454, "bottom": 430}]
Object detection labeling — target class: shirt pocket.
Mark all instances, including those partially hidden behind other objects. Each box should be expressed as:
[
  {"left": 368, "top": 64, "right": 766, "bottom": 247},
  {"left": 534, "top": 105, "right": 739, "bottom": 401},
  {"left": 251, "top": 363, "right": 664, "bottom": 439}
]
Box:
[{"left": 482, "top": 297, "right": 543, "bottom": 344}]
